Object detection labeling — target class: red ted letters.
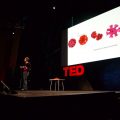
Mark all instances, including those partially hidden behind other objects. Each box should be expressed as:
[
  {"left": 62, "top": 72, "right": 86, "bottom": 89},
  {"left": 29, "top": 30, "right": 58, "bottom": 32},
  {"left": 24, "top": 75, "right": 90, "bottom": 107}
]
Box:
[{"left": 63, "top": 64, "right": 84, "bottom": 77}]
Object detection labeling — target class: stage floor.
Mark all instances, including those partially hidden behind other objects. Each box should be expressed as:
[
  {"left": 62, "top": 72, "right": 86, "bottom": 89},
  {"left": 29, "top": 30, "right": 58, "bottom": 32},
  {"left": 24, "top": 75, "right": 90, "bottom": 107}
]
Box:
[{"left": 11, "top": 90, "right": 114, "bottom": 98}]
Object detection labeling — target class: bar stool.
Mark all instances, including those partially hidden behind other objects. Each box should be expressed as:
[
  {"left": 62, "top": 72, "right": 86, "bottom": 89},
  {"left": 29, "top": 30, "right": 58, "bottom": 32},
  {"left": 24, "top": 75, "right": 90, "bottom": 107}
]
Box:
[{"left": 49, "top": 77, "right": 65, "bottom": 91}]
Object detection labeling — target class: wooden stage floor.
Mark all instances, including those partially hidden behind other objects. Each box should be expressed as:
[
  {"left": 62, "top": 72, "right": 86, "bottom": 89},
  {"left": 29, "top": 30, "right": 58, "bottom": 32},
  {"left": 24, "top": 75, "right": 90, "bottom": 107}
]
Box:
[{"left": 10, "top": 90, "right": 114, "bottom": 98}]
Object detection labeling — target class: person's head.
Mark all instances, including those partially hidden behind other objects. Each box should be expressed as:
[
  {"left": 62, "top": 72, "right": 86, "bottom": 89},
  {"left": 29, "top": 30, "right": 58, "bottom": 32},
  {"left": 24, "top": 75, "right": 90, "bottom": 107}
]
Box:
[{"left": 24, "top": 57, "right": 30, "bottom": 63}]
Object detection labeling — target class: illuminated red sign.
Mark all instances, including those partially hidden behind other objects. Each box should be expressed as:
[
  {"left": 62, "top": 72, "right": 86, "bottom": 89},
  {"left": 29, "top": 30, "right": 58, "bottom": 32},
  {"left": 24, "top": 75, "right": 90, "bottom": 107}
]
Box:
[{"left": 63, "top": 64, "right": 84, "bottom": 77}]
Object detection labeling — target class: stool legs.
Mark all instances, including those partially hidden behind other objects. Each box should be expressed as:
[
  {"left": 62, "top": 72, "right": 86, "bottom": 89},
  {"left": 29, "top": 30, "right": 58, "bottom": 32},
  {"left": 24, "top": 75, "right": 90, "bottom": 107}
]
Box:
[
  {"left": 58, "top": 80, "right": 59, "bottom": 91},
  {"left": 50, "top": 80, "right": 64, "bottom": 91},
  {"left": 55, "top": 81, "right": 57, "bottom": 91},
  {"left": 62, "top": 81, "right": 64, "bottom": 91},
  {"left": 50, "top": 81, "right": 52, "bottom": 91}
]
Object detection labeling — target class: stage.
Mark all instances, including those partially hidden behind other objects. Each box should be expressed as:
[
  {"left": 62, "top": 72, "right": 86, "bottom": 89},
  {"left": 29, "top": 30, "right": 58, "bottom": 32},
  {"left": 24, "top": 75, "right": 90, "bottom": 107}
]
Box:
[
  {"left": 10, "top": 90, "right": 115, "bottom": 98},
  {"left": 0, "top": 90, "right": 118, "bottom": 120}
]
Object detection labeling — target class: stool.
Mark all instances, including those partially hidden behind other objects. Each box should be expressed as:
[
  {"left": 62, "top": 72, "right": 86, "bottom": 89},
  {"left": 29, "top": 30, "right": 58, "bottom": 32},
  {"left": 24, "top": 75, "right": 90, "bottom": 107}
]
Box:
[{"left": 49, "top": 78, "right": 65, "bottom": 91}]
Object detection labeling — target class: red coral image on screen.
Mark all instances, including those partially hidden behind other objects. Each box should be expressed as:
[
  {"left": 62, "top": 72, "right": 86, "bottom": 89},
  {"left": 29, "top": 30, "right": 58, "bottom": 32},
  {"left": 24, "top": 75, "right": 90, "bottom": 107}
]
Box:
[
  {"left": 68, "top": 38, "right": 76, "bottom": 48},
  {"left": 79, "top": 35, "right": 88, "bottom": 45},
  {"left": 96, "top": 33, "right": 103, "bottom": 40},
  {"left": 91, "top": 31, "right": 97, "bottom": 38}
]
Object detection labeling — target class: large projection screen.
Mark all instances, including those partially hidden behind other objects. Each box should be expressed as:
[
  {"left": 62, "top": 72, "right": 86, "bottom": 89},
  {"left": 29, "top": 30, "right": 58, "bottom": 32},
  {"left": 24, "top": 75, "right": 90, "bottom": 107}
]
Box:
[{"left": 68, "top": 6, "right": 120, "bottom": 66}]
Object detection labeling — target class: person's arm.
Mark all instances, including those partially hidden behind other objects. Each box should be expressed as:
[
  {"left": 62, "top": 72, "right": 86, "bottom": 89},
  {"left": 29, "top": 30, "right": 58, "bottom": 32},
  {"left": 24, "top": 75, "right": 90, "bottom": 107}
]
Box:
[
  {"left": 26, "top": 63, "right": 31, "bottom": 71},
  {"left": 20, "top": 66, "right": 25, "bottom": 69}
]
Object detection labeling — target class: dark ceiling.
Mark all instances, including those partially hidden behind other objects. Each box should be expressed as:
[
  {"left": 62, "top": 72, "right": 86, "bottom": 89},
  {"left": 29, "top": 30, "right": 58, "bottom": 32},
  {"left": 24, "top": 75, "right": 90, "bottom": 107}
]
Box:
[{"left": 0, "top": 0, "right": 119, "bottom": 29}]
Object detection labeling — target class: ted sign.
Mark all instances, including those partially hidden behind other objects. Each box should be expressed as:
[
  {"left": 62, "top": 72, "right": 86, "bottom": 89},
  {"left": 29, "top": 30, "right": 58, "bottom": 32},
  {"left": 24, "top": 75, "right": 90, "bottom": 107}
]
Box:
[{"left": 63, "top": 64, "right": 84, "bottom": 77}]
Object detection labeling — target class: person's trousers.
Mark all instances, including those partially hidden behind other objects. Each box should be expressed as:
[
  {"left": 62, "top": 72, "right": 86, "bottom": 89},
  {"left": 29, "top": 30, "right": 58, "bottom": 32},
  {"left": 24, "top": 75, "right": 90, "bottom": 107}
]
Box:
[{"left": 23, "top": 71, "right": 29, "bottom": 90}]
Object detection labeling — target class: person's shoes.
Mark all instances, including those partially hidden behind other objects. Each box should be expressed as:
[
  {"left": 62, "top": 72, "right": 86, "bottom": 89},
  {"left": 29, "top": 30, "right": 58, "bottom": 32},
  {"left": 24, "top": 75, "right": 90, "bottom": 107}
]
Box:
[{"left": 21, "top": 89, "right": 24, "bottom": 91}]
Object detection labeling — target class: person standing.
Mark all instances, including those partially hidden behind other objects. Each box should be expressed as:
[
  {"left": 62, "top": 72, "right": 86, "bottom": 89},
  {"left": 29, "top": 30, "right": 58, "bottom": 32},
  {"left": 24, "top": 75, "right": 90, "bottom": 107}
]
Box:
[{"left": 20, "top": 57, "right": 31, "bottom": 90}]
